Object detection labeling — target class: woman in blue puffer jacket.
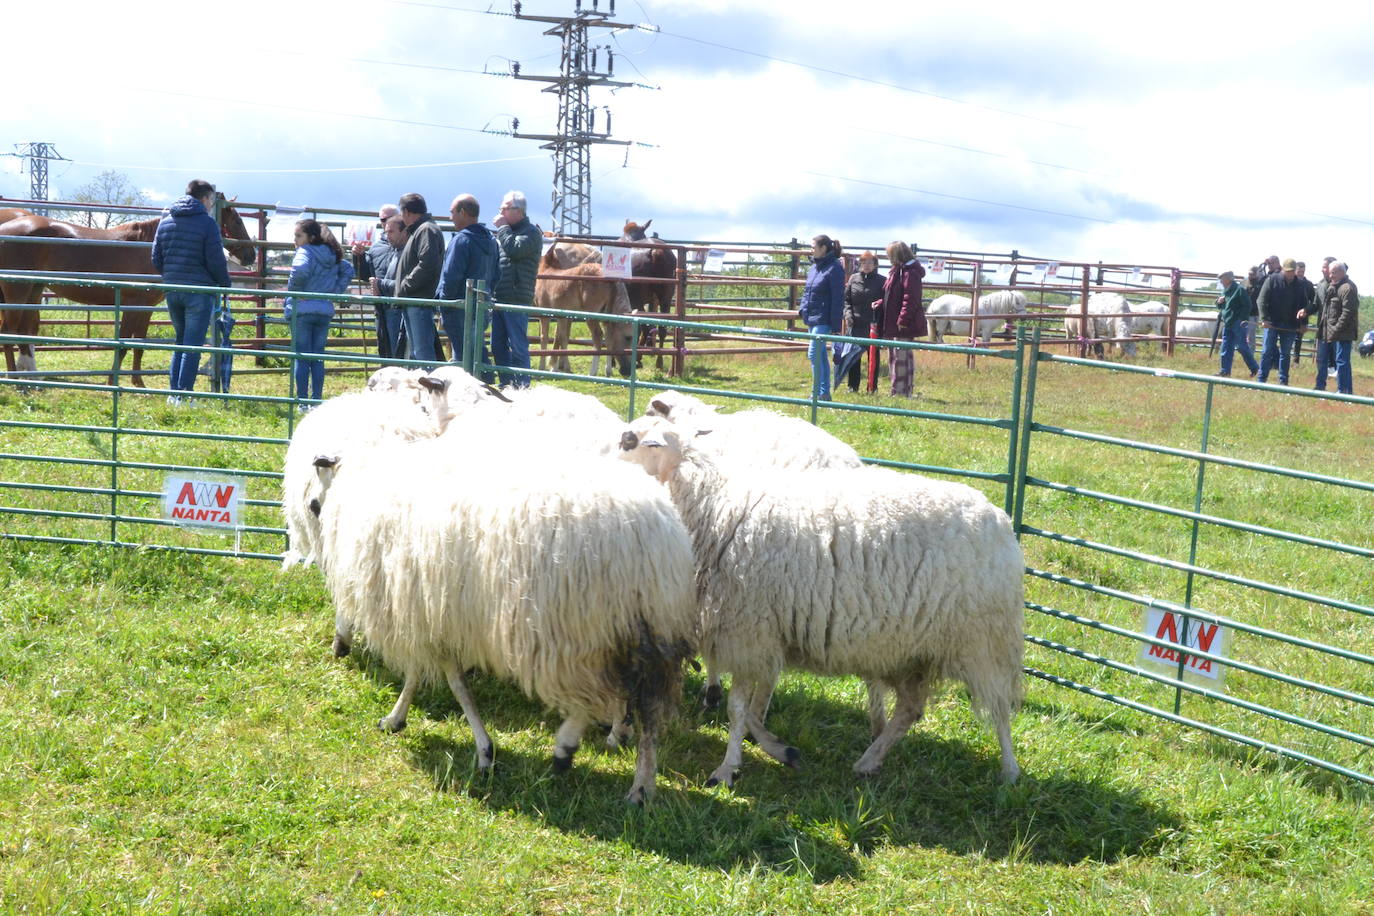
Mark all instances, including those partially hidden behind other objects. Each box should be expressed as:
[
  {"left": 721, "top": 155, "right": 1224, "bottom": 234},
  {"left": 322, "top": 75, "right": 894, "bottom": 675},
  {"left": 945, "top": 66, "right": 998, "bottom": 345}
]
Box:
[
  {"left": 798, "top": 234, "right": 846, "bottom": 401},
  {"left": 285, "top": 219, "right": 354, "bottom": 404}
]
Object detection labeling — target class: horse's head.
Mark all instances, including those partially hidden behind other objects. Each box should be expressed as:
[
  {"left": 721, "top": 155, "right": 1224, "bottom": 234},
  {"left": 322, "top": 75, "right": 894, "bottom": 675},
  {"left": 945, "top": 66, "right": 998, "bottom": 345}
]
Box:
[
  {"left": 216, "top": 195, "right": 258, "bottom": 267},
  {"left": 621, "top": 219, "right": 650, "bottom": 242}
]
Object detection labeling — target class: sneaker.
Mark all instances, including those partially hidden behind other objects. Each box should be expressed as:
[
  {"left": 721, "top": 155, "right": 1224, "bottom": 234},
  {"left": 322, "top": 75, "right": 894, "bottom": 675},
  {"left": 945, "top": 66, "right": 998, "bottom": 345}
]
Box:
[{"left": 166, "top": 395, "right": 181, "bottom": 406}]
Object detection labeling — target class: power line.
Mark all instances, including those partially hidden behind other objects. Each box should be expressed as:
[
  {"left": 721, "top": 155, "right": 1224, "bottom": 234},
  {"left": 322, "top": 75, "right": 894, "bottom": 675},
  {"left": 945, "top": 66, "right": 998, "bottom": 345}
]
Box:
[{"left": 67, "top": 154, "right": 546, "bottom": 176}]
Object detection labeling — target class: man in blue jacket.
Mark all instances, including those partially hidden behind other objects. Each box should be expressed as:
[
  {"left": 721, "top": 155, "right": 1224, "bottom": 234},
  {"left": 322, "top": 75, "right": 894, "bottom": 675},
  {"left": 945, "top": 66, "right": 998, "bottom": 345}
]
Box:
[
  {"left": 437, "top": 194, "right": 501, "bottom": 372},
  {"left": 151, "top": 179, "right": 232, "bottom": 399}
]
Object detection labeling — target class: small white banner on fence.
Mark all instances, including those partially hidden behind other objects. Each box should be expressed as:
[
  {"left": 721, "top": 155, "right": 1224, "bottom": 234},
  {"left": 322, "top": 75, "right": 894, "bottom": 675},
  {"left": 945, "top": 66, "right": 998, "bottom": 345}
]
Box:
[
  {"left": 994, "top": 263, "right": 1015, "bottom": 284},
  {"left": 1138, "top": 606, "right": 1230, "bottom": 687},
  {"left": 344, "top": 221, "right": 375, "bottom": 247},
  {"left": 163, "top": 474, "right": 245, "bottom": 530},
  {"left": 1028, "top": 263, "right": 1048, "bottom": 284},
  {"left": 268, "top": 204, "right": 308, "bottom": 244},
  {"left": 600, "top": 246, "right": 634, "bottom": 278},
  {"left": 703, "top": 248, "right": 726, "bottom": 273}
]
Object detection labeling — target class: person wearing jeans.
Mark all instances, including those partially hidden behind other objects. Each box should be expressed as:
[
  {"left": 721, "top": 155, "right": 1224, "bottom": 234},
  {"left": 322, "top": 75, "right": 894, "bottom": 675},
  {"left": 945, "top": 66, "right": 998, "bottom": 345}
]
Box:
[
  {"left": 151, "top": 179, "right": 232, "bottom": 398},
  {"left": 165, "top": 292, "right": 216, "bottom": 394},
  {"left": 1256, "top": 258, "right": 1305, "bottom": 385},
  {"left": 285, "top": 219, "right": 354, "bottom": 405},
  {"left": 798, "top": 234, "right": 845, "bottom": 401},
  {"left": 1214, "top": 270, "right": 1258, "bottom": 377},
  {"left": 393, "top": 193, "right": 445, "bottom": 366},
  {"left": 1313, "top": 261, "right": 1359, "bottom": 395}
]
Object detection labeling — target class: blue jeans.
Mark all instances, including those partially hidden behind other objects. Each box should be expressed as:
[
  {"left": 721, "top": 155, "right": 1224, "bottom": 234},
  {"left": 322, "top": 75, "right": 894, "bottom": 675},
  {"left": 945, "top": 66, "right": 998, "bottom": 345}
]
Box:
[
  {"left": 380, "top": 307, "right": 406, "bottom": 360},
  {"left": 166, "top": 291, "right": 215, "bottom": 392},
  {"left": 489, "top": 308, "right": 531, "bottom": 388},
  {"left": 1314, "top": 339, "right": 1353, "bottom": 394},
  {"left": 440, "top": 305, "right": 489, "bottom": 370},
  {"left": 1258, "top": 328, "right": 1297, "bottom": 384},
  {"left": 402, "top": 305, "right": 438, "bottom": 364},
  {"left": 291, "top": 311, "right": 331, "bottom": 402},
  {"left": 1219, "top": 320, "right": 1258, "bottom": 376},
  {"left": 808, "top": 323, "right": 832, "bottom": 399}
]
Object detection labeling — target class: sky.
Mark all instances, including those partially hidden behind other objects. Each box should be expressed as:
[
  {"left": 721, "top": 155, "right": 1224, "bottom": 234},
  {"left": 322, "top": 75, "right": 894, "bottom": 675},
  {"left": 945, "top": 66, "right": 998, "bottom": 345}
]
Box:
[{"left": 3, "top": 0, "right": 1372, "bottom": 273}]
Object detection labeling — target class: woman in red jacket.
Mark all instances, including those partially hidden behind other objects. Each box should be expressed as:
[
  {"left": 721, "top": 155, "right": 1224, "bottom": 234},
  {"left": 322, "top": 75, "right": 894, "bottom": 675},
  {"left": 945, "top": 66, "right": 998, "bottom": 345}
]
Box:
[{"left": 878, "top": 241, "right": 927, "bottom": 397}]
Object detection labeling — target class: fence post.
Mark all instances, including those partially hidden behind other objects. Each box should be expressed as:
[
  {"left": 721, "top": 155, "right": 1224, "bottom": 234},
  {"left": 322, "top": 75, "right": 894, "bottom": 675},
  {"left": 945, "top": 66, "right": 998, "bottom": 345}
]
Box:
[
  {"left": 1004, "top": 325, "right": 1025, "bottom": 516},
  {"left": 1011, "top": 325, "right": 1042, "bottom": 537},
  {"left": 673, "top": 243, "right": 688, "bottom": 377},
  {"left": 109, "top": 288, "right": 122, "bottom": 547},
  {"left": 1172, "top": 379, "right": 1217, "bottom": 713}
]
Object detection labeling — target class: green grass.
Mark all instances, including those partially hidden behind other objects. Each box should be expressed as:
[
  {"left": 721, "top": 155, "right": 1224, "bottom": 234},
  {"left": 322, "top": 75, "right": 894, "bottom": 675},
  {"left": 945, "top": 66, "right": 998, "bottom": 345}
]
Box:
[{"left": 1, "top": 331, "right": 1373, "bottom": 913}]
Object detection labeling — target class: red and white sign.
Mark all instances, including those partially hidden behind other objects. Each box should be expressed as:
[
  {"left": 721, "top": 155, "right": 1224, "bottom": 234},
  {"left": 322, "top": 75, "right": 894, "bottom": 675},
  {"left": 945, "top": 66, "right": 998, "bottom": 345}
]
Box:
[
  {"left": 1138, "top": 607, "right": 1229, "bottom": 685},
  {"left": 163, "top": 475, "right": 245, "bottom": 529},
  {"left": 600, "top": 246, "right": 634, "bottom": 279}
]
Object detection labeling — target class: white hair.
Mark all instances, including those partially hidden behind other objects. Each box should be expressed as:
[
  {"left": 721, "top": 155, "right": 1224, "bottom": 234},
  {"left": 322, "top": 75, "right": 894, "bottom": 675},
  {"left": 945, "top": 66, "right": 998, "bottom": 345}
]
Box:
[{"left": 502, "top": 190, "right": 528, "bottom": 212}]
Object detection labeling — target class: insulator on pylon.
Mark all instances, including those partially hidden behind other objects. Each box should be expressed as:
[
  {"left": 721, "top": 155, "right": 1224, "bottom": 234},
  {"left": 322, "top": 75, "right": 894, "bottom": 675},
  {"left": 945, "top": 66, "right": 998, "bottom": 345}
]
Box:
[
  {"left": 610, "top": 0, "right": 616, "bottom": 12},
  {"left": 607, "top": 49, "right": 614, "bottom": 74},
  {"left": 589, "top": 109, "right": 596, "bottom": 132},
  {"left": 512, "top": 61, "right": 520, "bottom": 76},
  {"left": 591, "top": 48, "right": 598, "bottom": 70},
  {"left": 512, "top": 117, "right": 520, "bottom": 131}
]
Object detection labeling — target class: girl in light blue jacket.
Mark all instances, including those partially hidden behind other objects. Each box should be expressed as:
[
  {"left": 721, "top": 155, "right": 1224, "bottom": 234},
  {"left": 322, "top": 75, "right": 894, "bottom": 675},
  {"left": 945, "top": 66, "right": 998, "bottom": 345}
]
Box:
[{"left": 285, "top": 219, "right": 354, "bottom": 404}]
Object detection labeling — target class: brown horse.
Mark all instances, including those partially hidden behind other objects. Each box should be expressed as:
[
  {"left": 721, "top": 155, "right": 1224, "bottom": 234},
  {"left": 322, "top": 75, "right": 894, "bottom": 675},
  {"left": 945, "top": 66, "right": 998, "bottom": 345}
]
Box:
[
  {"left": 534, "top": 244, "right": 633, "bottom": 378},
  {"left": 0, "top": 208, "right": 34, "bottom": 226},
  {"left": 620, "top": 220, "right": 677, "bottom": 369},
  {"left": 0, "top": 198, "right": 255, "bottom": 386}
]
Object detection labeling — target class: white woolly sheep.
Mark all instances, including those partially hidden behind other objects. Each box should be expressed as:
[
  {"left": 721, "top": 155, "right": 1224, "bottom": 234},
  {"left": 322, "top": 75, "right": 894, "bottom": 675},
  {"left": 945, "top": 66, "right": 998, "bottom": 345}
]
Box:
[
  {"left": 366, "top": 366, "right": 426, "bottom": 393},
  {"left": 644, "top": 387, "right": 865, "bottom": 712},
  {"left": 1064, "top": 292, "right": 1137, "bottom": 358},
  {"left": 643, "top": 389, "right": 862, "bottom": 471},
  {"left": 927, "top": 291, "right": 1027, "bottom": 344},
  {"left": 310, "top": 438, "right": 698, "bottom": 803},
  {"left": 618, "top": 417, "right": 1025, "bottom": 787},
  {"left": 1129, "top": 301, "right": 1170, "bottom": 338}
]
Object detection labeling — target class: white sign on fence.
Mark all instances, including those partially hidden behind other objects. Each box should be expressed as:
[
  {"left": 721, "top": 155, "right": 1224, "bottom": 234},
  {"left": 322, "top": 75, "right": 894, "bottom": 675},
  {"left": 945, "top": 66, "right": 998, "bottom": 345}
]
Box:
[
  {"left": 1046, "top": 261, "right": 1061, "bottom": 281},
  {"left": 1028, "top": 264, "right": 1048, "bottom": 284},
  {"left": 600, "top": 246, "right": 634, "bottom": 279},
  {"left": 344, "top": 221, "right": 375, "bottom": 247},
  {"left": 163, "top": 475, "right": 245, "bottom": 530},
  {"left": 268, "top": 204, "right": 308, "bottom": 244},
  {"left": 1138, "top": 606, "right": 1230, "bottom": 687},
  {"left": 994, "top": 263, "right": 1015, "bottom": 284},
  {"left": 703, "top": 249, "right": 726, "bottom": 273}
]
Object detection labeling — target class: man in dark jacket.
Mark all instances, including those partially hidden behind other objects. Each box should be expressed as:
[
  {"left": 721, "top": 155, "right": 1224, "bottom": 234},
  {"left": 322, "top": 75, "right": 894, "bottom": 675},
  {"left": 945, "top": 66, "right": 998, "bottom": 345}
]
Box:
[
  {"left": 1314, "top": 261, "right": 1359, "bottom": 395},
  {"left": 437, "top": 194, "right": 501, "bottom": 370},
  {"left": 1256, "top": 257, "right": 1306, "bottom": 385},
  {"left": 842, "top": 251, "right": 884, "bottom": 392},
  {"left": 352, "top": 204, "right": 402, "bottom": 359},
  {"left": 394, "top": 192, "right": 445, "bottom": 364},
  {"left": 1214, "top": 270, "right": 1259, "bottom": 377},
  {"left": 492, "top": 190, "right": 542, "bottom": 388},
  {"left": 151, "top": 178, "right": 232, "bottom": 398}
]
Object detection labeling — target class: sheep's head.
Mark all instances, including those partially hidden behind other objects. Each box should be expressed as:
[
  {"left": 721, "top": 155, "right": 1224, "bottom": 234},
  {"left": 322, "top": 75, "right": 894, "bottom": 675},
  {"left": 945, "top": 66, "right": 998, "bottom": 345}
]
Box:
[
  {"left": 618, "top": 417, "right": 691, "bottom": 483},
  {"left": 644, "top": 389, "right": 715, "bottom": 421}
]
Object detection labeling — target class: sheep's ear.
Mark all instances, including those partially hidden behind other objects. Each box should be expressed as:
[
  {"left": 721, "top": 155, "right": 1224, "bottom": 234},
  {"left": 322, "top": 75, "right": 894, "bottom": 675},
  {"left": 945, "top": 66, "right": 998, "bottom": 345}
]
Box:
[
  {"left": 619, "top": 430, "right": 639, "bottom": 451},
  {"left": 648, "top": 398, "right": 672, "bottom": 417},
  {"left": 481, "top": 383, "right": 513, "bottom": 403},
  {"left": 313, "top": 455, "right": 338, "bottom": 470},
  {"left": 694, "top": 427, "right": 713, "bottom": 438},
  {"left": 417, "top": 376, "right": 449, "bottom": 393}
]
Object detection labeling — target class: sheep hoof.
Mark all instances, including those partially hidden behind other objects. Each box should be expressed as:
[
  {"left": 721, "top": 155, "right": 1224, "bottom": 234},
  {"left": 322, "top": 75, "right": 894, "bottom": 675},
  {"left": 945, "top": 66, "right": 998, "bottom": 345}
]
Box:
[
  {"left": 332, "top": 635, "right": 352, "bottom": 658},
  {"left": 705, "top": 768, "right": 739, "bottom": 789},
  {"left": 378, "top": 716, "right": 406, "bottom": 734},
  {"left": 701, "top": 684, "right": 723, "bottom": 710},
  {"left": 551, "top": 747, "right": 577, "bottom": 773},
  {"left": 852, "top": 759, "right": 881, "bottom": 778},
  {"left": 477, "top": 745, "right": 495, "bottom": 770},
  {"left": 783, "top": 746, "right": 802, "bottom": 769},
  {"left": 625, "top": 785, "right": 650, "bottom": 806}
]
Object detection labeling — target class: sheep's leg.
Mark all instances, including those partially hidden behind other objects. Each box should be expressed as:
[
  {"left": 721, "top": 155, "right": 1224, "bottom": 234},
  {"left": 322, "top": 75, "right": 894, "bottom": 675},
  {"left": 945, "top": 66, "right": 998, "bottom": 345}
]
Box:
[
  {"left": 740, "top": 681, "right": 799, "bottom": 770},
  {"left": 605, "top": 715, "right": 633, "bottom": 749},
  {"left": 700, "top": 663, "right": 723, "bottom": 710},
  {"left": 995, "top": 714, "right": 1021, "bottom": 784},
  {"left": 706, "top": 682, "right": 754, "bottom": 788},
  {"left": 852, "top": 672, "right": 931, "bottom": 777},
  {"left": 551, "top": 713, "right": 590, "bottom": 773},
  {"left": 866, "top": 679, "right": 889, "bottom": 739},
  {"left": 332, "top": 608, "right": 353, "bottom": 658},
  {"left": 379, "top": 674, "right": 420, "bottom": 733},
  {"left": 625, "top": 718, "right": 659, "bottom": 806},
  {"left": 443, "top": 663, "right": 494, "bottom": 770}
]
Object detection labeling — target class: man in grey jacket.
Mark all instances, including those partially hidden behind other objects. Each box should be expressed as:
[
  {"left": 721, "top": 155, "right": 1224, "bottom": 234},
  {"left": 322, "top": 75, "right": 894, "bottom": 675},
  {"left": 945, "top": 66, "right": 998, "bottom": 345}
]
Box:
[
  {"left": 352, "top": 204, "right": 403, "bottom": 359},
  {"left": 492, "top": 190, "right": 542, "bottom": 388},
  {"left": 1313, "top": 261, "right": 1359, "bottom": 395},
  {"left": 394, "top": 192, "right": 445, "bottom": 364}
]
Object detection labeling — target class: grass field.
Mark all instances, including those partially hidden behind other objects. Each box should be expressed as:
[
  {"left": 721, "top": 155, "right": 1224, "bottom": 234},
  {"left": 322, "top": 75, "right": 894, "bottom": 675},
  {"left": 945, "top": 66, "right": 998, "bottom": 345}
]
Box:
[{"left": 1, "top": 324, "right": 1372, "bottom": 914}]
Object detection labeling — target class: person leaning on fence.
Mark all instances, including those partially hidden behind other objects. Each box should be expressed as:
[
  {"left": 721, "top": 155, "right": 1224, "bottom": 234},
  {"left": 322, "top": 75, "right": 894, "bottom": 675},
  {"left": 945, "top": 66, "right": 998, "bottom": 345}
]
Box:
[
  {"left": 842, "top": 250, "right": 884, "bottom": 393},
  {"left": 1214, "top": 270, "right": 1259, "bottom": 378},
  {"left": 437, "top": 194, "right": 501, "bottom": 372},
  {"left": 285, "top": 219, "right": 354, "bottom": 406},
  {"left": 1314, "top": 261, "right": 1358, "bottom": 395},
  {"left": 1257, "top": 257, "right": 1306, "bottom": 386},
  {"left": 394, "top": 192, "right": 445, "bottom": 365},
  {"left": 796, "top": 234, "right": 845, "bottom": 402},
  {"left": 150, "top": 178, "right": 232, "bottom": 402},
  {"left": 491, "top": 190, "right": 542, "bottom": 388},
  {"left": 877, "top": 240, "right": 927, "bottom": 398},
  {"left": 351, "top": 204, "right": 402, "bottom": 359}
]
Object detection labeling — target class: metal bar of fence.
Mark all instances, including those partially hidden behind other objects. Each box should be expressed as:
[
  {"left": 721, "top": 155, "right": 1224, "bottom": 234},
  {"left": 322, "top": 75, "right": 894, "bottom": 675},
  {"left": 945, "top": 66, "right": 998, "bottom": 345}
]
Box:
[
  {"left": 0, "top": 505, "right": 282, "bottom": 537},
  {"left": 0, "top": 531, "right": 282, "bottom": 562},
  {"left": 0, "top": 419, "right": 288, "bottom": 447},
  {"left": 1024, "top": 668, "right": 1374, "bottom": 786},
  {"left": 0, "top": 479, "right": 280, "bottom": 509},
  {"left": 1026, "top": 566, "right": 1374, "bottom": 667},
  {"left": 1024, "top": 477, "right": 1374, "bottom": 560},
  {"left": 1026, "top": 602, "right": 1374, "bottom": 709},
  {"left": 1028, "top": 422, "right": 1374, "bottom": 493},
  {"left": 1027, "top": 634, "right": 1374, "bottom": 749},
  {"left": 1021, "top": 525, "right": 1374, "bottom": 618},
  {"left": 0, "top": 452, "right": 282, "bottom": 481}
]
